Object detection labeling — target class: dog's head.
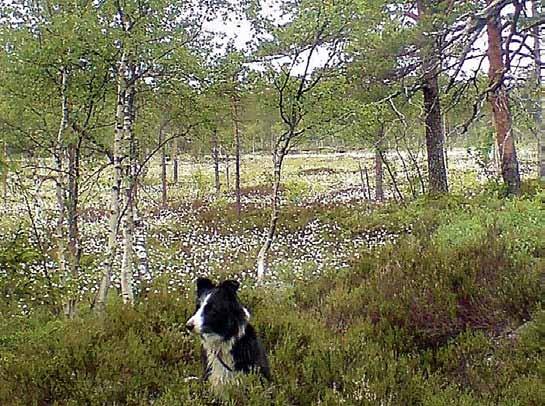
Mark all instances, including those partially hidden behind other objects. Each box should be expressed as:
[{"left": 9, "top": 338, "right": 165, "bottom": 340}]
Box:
[{"left": 186, "top": 278, "right": 250, "bottom": 341}]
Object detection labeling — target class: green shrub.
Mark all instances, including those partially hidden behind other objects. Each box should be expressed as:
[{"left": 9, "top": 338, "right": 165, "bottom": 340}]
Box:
[{"left": 1, "top": 192, "right": 544, "bottom": 404}]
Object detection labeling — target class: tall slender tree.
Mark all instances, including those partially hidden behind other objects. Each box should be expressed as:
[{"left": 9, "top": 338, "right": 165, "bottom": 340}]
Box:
[
  {"left": 415, "top": 0, "right": 449, "bottom": 194},
  {"left": 253, "top": 0, "right": 352, "bottom": 281},
  {"left": 486, "top": 0, "right": 521, "bottom": 195},
  {"left": 533, "top": 1, "right": 545, "bottom": 181}
]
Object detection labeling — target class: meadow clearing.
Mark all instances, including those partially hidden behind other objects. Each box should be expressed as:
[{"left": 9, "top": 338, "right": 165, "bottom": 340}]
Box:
[{"left": 0, "top": 149, "right": 543, "bottom": 405}]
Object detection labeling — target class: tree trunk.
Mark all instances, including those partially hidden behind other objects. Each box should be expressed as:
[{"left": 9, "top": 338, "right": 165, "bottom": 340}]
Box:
[
  {"left": 64, "top": 141, "right": 80, "bottom": 318},
  {"left": 486, "top": 4, "right": 521, "bottom": 195},
  {"left": 55, "top": 67, "right": 74, "bottom": 317},
  {"left": 121, "top": 199, "right": 135, "bottom": 305},
  {"left": 394, "top": 134, "right": 416, "bottom": 198},
  {"left": 232, "top": 95, "right": 242, "bottom": 216},
  {"left": 225, "top": 153, "right": 230, "bottom": 192},
  {"left": 422, "top": 74, "right": 449, "bottom": 193},
  {"left": 417, "top": 0, "right": 449, "bottom": 194},
  {"left": 375, "top": 129, "right": 384, "bottom": 201},
  {"left": 95, "top": 52, "right": 126, "bottom": 312},
  {"left": 160, "top": 126, "right": 167, "bottom": 207},
  {"left": 134, "top": 208, "right": 149, "bottom": 281},
  {"left": 364, "top": 165, "right": 371, "bottom": 200},
  {"left": 358, "top": 162, "right": 367, "bottom": 198},
  {"left": 171, "top": 137, "right": 179, "bottom": 184},
  {"left": 404, "top": 136, "right": 426, "bottom": 195},
  {"left": 533, "top": 1, "right": 545, "bottom": 180},
  {"left": 212, "top": 128, "right": 221, "bottom": 197},
  {"left": 120, "top": 66, "right": 136, "bottom": 305},
  {"left": 257, "top": 145, "right": 286, "bottom": 283}
]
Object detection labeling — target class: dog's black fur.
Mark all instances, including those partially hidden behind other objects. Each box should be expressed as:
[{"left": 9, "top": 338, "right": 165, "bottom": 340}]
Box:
[{"left": 186, "top": 278, "right": 271, "bottom": 385}]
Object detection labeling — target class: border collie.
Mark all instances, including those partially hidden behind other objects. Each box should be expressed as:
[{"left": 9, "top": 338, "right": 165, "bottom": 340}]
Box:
[{"left": 186, "top": 278, "right": 271, "bottom": 386}]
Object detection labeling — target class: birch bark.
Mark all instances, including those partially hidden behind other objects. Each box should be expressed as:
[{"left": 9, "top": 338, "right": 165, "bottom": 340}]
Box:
[
  {"left": 95, "top": 51, "right": 126, "bottom": 311},
  {"left": 55, "top": 68, "right": 68, "bottom": 278},
  {"left": 257, "top": 139, "right": 288, "bottom": 282},
  {"left": 120, "top": 64, "right": 136, "bottom": 305}
]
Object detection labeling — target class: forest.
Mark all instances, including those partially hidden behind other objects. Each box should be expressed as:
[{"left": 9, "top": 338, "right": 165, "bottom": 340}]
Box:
[{"left": 0, "top": 0, "right": 544, "bottom": 404}]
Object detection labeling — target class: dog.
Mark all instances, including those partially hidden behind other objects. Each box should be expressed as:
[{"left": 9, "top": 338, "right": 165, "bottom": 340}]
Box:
[{"left": 186, "top": 278, "right": 271, "bottom": 386}]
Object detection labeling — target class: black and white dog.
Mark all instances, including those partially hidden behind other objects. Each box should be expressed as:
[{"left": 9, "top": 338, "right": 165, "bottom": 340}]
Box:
[{"left": 186, "top": 278, "right": 271, "bottom": 386}]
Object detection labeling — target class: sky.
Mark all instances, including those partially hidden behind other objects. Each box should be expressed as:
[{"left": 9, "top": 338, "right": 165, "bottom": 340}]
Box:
[{"left": 202, "top": 1, "right": 538, "bottom": 81}]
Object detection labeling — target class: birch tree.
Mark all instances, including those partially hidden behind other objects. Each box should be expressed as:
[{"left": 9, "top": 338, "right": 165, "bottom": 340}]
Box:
[
  {"left": 95, "top": 0, "right": 202, "bottom": 310},
  {"left": 94, "top": 0, "right": 213, "bottom": 309},
  {"left": 0, "top": 0, "right": 113, "bottom": 317},
  {"left": 252, "top": 1, "right": 352, "bottom": 282}
]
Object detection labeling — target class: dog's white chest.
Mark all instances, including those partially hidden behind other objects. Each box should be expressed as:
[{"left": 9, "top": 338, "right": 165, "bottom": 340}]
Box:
[
  {"left": 207, "top": 349, "right": 236, "bottom": 386},
  {"left": 203, "top": 338, "right": 237, "bottom": 386}
]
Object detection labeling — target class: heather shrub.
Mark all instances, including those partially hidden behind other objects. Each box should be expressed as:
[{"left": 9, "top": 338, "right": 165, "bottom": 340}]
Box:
[
  {"left": 323, "top": 229, "right": 541, "bottom": 349},
  {"left": 0, "top": 294, "right": 199, "bottom": 405},
  {"left": 0, "top": 193, "right": 544, "bottom": 405}
]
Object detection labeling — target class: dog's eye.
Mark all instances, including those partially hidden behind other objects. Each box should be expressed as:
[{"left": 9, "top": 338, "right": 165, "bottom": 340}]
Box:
[{"left": 206, "top": 304, "right": 220, "bottom": 315}]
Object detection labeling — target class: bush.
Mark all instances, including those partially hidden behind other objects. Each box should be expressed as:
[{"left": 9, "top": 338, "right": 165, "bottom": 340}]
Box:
[{"left": 0, "top": 193, "right": 544, "bottom": 404}]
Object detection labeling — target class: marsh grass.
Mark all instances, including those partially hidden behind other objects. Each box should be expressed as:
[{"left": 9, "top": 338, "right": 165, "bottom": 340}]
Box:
[{"left": 1, "top": 186, "right": 544, "bottom": 405}]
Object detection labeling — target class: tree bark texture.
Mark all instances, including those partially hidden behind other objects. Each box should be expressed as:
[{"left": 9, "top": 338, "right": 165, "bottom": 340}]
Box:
[
  {"left": 171, "top": 137, "right": 179, "bottom": 184},
  {"left": 486, "top": 5, "right": 521, "bottom": 195},
  {"left": 134, "top": 209, "right": 149, "bottom": 280},
  {"left": 95, "top": 51, "right": 127, "bottom": 312},
  {"left": 55, "top": 67, "right": 75, "bottom": 318},
  {"left": 160, "top": 126, "right": 167, "bottom": 207},
  {"left": 375, "top": 130, "right": 384, "bottom": 201},
  {"left": 120, "top": 65, "right": 136, "bottom": 305},
  {"left": 422, "top": 76, "right": 449, "bottom": 194},
  {"left": 65, "top": 141, "right": 81, "bottom": 318},
  {"left": 256, "top": 143, "right": 286, "bottom": 282},
  {"left": 417, "top": 0, "right": 449, "bottom": 194}
]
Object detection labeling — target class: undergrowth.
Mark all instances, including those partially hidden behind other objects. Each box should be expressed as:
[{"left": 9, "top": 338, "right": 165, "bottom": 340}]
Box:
[{"left": 0, "top": 189, "right": 544, "bottom": 405}]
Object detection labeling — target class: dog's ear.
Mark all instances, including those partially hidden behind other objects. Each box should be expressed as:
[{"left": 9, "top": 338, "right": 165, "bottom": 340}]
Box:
[
  {"left": 196, "top": 278, "right": 215, "bottom": 297},
  {"left": 220, "top": 280, "right": 240, "bottom": 295}
]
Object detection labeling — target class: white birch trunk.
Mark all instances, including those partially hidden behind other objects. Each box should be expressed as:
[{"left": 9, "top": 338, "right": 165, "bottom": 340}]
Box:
[
  {"left": 65, "top": 141, "right": 80, "bottom": 318},
  {"left": 134, "top": 209, "right": 149, "bottom": 279},
  {"left": 120, "top": 62, "right": 136, "bottom": 305},
  {"left": 95, "top": 52, "right": 126, "bottom": 311},
  {"left": 55, "top": 68, "right": 68, "bottom": 276},
  {"left": 121, "top": 201, "right": 135, "bottom": 304},
  {"left": 257, "top": 148, "right": 285, "bottom": 282}
]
